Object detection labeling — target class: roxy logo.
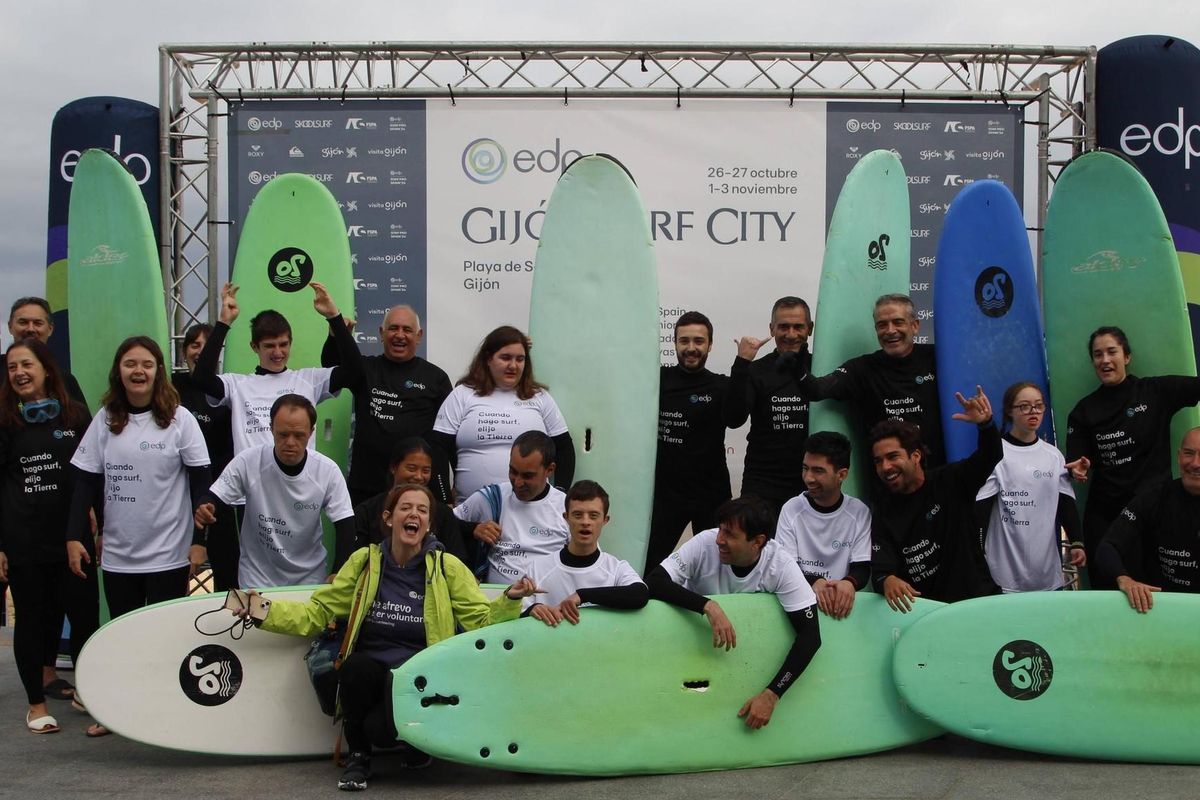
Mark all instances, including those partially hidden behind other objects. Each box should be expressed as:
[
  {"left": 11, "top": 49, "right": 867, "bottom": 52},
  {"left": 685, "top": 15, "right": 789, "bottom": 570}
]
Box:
[
  {"left": 867, "top": 233, "right": 890, "bottom": 270},
  {"left": 179, "top": 645, "right": 243, "bottom": 707},
  {"left": 1120, "top": 107, "right": 1200, "bottom": 169},
  {"left": 993, "top": 640, "right": 1053, "bottom": 700}
]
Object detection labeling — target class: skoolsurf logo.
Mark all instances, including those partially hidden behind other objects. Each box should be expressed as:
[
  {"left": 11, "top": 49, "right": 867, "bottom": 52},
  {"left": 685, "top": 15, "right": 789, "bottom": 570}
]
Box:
[
  {"left": 974, "top": 266, "right": 1013, "bottom": 318},
  {"left": 867, "top": 234, "right": 890, "bottom": 270},
  {"left": 179, "top": 645, "right": 243, "bottom": 706},
  {"left": 268, "top": 247, "right": 314, "bottom": 292},
  {"left": 992, "top": 639, "right": 1052, "bottom": 700}
]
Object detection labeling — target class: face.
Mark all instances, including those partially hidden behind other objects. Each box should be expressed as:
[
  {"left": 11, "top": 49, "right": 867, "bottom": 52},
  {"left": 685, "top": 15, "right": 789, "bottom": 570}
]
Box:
[
  {"left": 674, "top": 323, "right": 711, "bottom": 372},
  {"left": 251, "top": 333, "right": 292, "bottom": 372},
  {"left": 391, "top": 450, "right": 432, "bottom": 487},
  {"left": 1178, "top": 430, "right": 1200, "bottom": 496},
  {"left": 564, "top": 496, "right": 608, "bottom": 551},
  {"left": 872, "top": 436, "right": 923, "bottom": 495},
  {"left": 1090, "top": 334, "right": 1130, "bottom": 387},
  {"left": 873, "top": 302, "right": 920, "bottom": 358},
  {"left": 184, "top": 332, "right": 207, "bottom": 373},
  {"left": 1008, "top": 386, "right": 1046, "bottom": 438},
  {"left": 119, "top": 346, "right": 158, "bottom": 403},
  {"left": 488, "top": 343, "right": 526, "bottom": 391},
  {"left": 385, "top": 489, "right": 432, "bottom": 550},
  {"left": 715, "top": 519, "right": 766, "bottom": 567},
  {"left": 8, "top": 304, "right": 53, "bottom": 344},
  {"left": 769, "top": 305, "right": 811, "bottom": 353},
  {"left": 271, "top": 405, "right": 313, "bottom": 466},
  {"left": 802, "top": 452, "right": 847, "bottom": 505},
  {"left": 7, "top": 346, "right": 48, "bottom": 402},
  {"left": 508, "top": 447, "right": 551, "bottom": 501},
  {"left": 380, "top": 307, "right": 422, "bottom": 362}
]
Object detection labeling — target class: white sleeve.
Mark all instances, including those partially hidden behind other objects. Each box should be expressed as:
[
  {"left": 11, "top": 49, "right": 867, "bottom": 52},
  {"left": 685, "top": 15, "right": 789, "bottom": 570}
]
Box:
[
  {"left": 433, "top": 386, "right": 468, "bottom": 435},
  {"left": 521, "top": 556, "right": 549, "bottom": 612},
  {"left": 452, "top": 488, "right": 495, "bottom": 523},
  {"left": 850, "top": 503, "right": 873, "bottom": 564},
  {"left": 323, "top": 465, "right": 355, "bottom": 522},
  {"left": 1055, "top": 449, "right": 1076, "bottom": 500},
  {"left": 70, "top": 415, "right": 107, "bottom": 474},
  {"left": 662, "top": 531, "right": 707, "bottom": 585},
  {"left": 176, "top": 409, "right": 211, "bottom": 467},
  {"left": 769, "top": 556, "right": 818, "bottom": 613},
  {"left": 536, "top": 391, "right": 570, "bottom": 437},
  {"left": 773, "top": 503, "right": 800, "bottom": 560},
  {"left": 211, "top": 455, "right": 248, "bottom": 506},
  {"left": 303, "top": 367, "right": 335, "bottom": 404},
  {"left": 611, "top": 558, "right": 646, "bottom": 587}
]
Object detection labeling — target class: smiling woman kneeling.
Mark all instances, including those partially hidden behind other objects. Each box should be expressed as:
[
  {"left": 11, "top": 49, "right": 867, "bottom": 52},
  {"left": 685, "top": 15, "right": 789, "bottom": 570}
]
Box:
[{"left": 240, "top": 482, "right": 538, "bottom": 792}]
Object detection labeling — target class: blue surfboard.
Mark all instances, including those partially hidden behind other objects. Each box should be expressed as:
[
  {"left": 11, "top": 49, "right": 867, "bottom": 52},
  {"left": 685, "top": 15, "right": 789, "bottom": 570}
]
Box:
[{"left": 934, "top": 181, "right": 1050, "bottom": 461}]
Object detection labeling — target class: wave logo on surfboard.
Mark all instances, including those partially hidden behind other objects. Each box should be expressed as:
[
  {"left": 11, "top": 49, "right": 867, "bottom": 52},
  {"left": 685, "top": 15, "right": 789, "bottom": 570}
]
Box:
[
  {"left": 462, "top": 138, "right": 507, "bottom": 184},
  {"left": 267, "top": 247, "right": 314, "bottom": 293},
  {"left": 992, "top": 639, "right": 1053, "bottom": 700},
  {"left": 79, "top": 245, "right": 129, "bottom": 266},
  {"left": 1070, "top": 250, "right": 1146, "bottom": 274},
  {"left": 974, "top": 267, "right": 1013, "bottom": 318},
  {"left": 178, "top": 645, "right": 243, "bottom": 707},
  {"left": 867, "top": 234, "right": 890, "bottom": 270}
]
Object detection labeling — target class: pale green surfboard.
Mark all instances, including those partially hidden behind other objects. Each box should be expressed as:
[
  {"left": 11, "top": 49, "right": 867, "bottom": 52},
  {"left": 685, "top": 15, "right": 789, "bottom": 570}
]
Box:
[
  {"left": 529, "top": 154, "right": 659, "bottom": 573},
  {"left": 1044, "top": 151, "right": 1200, "bottom": 481},
  {"left": 810, "top": 150, "right": 910, "bottom": 497},
  {"left": 392, "top": 593, "right": 942, "bottom": 775},
  {"left": 893, "top": 591, "right": 1200, "bottom": 763},
  {"left": 227, "top": 174, "right": 355, "bottom": 564},
  {"left": 67, "top": 148, "right": 169, "bottom": 409}
]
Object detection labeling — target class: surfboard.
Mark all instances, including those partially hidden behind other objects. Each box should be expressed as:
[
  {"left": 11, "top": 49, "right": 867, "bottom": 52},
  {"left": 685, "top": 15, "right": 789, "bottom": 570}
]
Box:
[
  {"left": 893, "top": 591, "right": 1200, "bottom": 763},
  {"left": 935, "top": 180, "right": 1051, "bottom": 460},
  {"left": 528, "top": 154, "right": 658, "bottom": 573},
  {"left": 74, "top": 586, "right": 335, "bottom": 756},
  {"left": 226, "top": 174, "right": 355, "bottom": 565},
  {"left": 1043, "top": 151, "right": 1199, "bottom": 479},
  {"left": 391, "top": 593, "right": 943, "bottom": 775},
  {"left": 810, "top": 149, "right": 910, "bottom": 497},
  {"left": 66, "top": 148, "right": 169, "bottom": 409}
]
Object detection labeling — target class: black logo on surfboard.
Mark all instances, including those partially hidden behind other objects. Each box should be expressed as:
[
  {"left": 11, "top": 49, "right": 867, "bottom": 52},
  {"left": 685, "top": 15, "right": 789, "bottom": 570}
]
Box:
[
  {"left": 268, "top": 247, "right": 314, "bottom": 293},
  {"left": 992, "top": 639, "right": 1052, "bottom": 700},
  {"left": 974, "top": 266, "right": 1013, "bottom": 318},
  {"left": 179, "top": 645, "right": 243, "bottom": 706},
  {"left": 867, "top": 234, "right": 890, "bottom": 270}
]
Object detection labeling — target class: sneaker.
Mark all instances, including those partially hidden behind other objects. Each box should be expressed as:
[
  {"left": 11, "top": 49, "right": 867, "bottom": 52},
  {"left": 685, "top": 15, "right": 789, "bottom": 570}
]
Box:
[{"left": 338, "top": 752, "right": 371, "bottom": 792}]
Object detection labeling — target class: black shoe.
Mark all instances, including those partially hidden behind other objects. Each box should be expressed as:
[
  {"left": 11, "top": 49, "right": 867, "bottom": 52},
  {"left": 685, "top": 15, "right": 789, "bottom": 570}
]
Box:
[
  {"left": 399, "top": 745, "right": 433, "bottom": 770},
  {"left": 338, "top": 752, "right": 371, "bottom": 792}
]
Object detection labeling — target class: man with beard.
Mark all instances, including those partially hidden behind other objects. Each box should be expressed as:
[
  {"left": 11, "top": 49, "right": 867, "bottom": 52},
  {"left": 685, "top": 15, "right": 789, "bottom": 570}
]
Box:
[{"left": 646, "top": 311, "right": 731, "bottom": 570}]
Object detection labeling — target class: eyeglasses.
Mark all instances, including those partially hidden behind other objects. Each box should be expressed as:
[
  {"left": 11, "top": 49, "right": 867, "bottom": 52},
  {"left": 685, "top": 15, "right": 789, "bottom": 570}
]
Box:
[{"left": 1011, "top": 402, "right": 1046, "bottom": 414}]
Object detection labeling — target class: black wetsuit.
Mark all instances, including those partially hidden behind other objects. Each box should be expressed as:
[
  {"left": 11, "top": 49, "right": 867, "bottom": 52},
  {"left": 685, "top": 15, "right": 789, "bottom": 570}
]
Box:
[{"left": 1097, "top": 479, "right": 1200, "bottom": 591}]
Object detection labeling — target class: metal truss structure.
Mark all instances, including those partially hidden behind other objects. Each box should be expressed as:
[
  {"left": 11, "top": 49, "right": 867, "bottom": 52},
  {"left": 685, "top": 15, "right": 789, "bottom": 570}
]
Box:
[{"left": 159, "top": 42, "right": 1095, "bottom": 360}]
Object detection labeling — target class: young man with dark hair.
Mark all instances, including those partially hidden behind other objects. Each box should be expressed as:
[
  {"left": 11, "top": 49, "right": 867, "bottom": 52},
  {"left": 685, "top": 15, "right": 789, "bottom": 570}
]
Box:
[{"left": 647, "top": 496, "right": 821, "bottom": 730}]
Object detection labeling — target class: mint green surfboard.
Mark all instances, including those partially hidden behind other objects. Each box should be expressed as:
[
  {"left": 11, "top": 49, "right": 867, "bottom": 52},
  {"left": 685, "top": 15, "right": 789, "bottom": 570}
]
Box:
[
  {"left": 810, "top": 150, "right": 910, "bottom": 498},
  {"left": 227, "top": 174, "right": 355, "bottom": 566},
  {"left": 67, "top": 148, "right": 169, "bottom": 409},
  {"left": 1043, "top": 152, "right": 1200, "bottom": 482},
  {"left": 392, "top": 594, "right": 943, "bottom": 775},
  {"left": 529, "top": 155, "right": 659, "bottom": 573},
  {"left": 893, "top": 591, "right": 1200, "bottom": 763}
]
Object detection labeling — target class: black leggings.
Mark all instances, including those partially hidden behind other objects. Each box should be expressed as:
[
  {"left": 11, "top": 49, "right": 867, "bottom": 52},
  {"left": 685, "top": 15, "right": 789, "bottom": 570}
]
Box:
[
  {"left": 7, "top": 560, "right": 99, "bottom": 705},
  {"left": 338, "top": 653, "right": 397, "bottom": 753},
  {"left": 645, "top": 486, "right": 730, "bottom": 576},
  {"left": 206, "top": 501, "right": 240, "bottom": 592},
  {"left": 102, "top": 566, "right": 190, "bottom": 620}
]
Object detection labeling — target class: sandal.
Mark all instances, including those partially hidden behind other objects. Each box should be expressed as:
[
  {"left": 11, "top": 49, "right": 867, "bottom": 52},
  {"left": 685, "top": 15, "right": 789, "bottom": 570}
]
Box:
[
  {"left": 85, "top": 723, "right": 111, "bottom": 738},
  {"left": 43, "top": 678, "right": 75, "bottom": 701},
  {"left": 26, "top": 711, "right": 60, "bottom": 735}
]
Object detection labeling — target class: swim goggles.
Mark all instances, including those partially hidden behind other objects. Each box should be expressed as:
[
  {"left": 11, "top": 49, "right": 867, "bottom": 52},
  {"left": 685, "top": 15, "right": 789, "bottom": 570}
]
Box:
[{"left": 19, "top": 398, "right": 61, "bottom": 423}]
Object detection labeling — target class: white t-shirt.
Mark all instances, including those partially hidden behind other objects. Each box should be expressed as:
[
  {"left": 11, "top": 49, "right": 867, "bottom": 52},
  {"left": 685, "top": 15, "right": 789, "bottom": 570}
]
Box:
[
  {"left": 434, "top": 385, "right": 569, "bottom": 501},
  {"left": 210, "top": 443, "right": 354, "bottom": 589},
  {"left": 662, "top": 529, "right": 817, "bottom": 612},
  {"left": 72, "top": 408, "right": 210, "bottom": 574},
  {"left": 214, "top": 368, "right": 335, "bottom": 454},
  {"left": 775, "top": 493, "right": 872, "bottom": 582},
  {"left": 977, "top": 437, "right": 1075, "bottom": 592},
  {"left": 522, "top": 549, "right": 644, "bottom": 610},
  {"left": 453, "top": 482, "right": 568, "bottom": 584}
]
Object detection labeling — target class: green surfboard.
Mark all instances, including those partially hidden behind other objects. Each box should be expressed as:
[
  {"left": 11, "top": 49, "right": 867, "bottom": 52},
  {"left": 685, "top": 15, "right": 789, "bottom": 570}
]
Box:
[
  {"left": 810, "top": 150, "right": 910, "bottom": 497},
  {"left": 227, "top": 174, "right": 355, "bottom": 564},
  {"left": 67, "top": 148, "right": 169, "bottom": 409},
  {"left": 1043, "top": 151, "right": 1200, "bottom": 483},
  {"left": 529, "top": 155, "right": 659, "bottom": 573},
  {"left": 893, "top": 591, "right": 1200, "bottom": 763},
  {"left": 392, "top": 594, "right": 942, "bottom": 775}
]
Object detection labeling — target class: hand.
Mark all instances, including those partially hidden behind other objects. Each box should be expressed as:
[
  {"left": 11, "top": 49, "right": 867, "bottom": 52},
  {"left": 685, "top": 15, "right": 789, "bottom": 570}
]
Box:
[
  {"left": 343, "top": 317, "right": 356, "bottom": 333},
  {"left": 820, "top": 579, "right": 856, "bottom": 620},
  {"left": 325, "top": 573, "right": 337, "bottom": 584},
  {"left": 194, "top": 502, "right": 217, "bottom": 528},
  {"left": 88, "top": 508, "right": 98, "bottom": 536},
  {"left": 219, "top": 282, "right": 240, "bottom": 325},
  {"left": 0, "top": 551, "right": 8, "bottom": 582},
  {"left": 1068, "top": 546, "right": 1087, "bottom": 568},
  {"left": 703, "top": 600, "right": 737, "bottom": 650},
  {"left": 950, "top": 384, "right": 992, "bottom": 425},
  {"left": 883, "top": 575, "right": 921, "bottom": 613},
  {"left": 311, "top": 281, "right": 339, "bottom": 319},
  {"left": 473, "top": 521, "right": 502, "bottom": 545},
  {"left": 188, "top": 545, "right": 207, "bottom": 579},
  {"left": 505, "top": 576, "right": 542, "bottom": 600},
  {"left": 67, "top": 541, "right": 91, "bottom": 579},
  {"left": 557, "top": 592, "right": 582, "bottom": 625},
  {"left": 529, "top": 603, "right": 563, "bottom": 627},
  {"left": 1066, "top": 456, "right": 1090, "bottom": 482},
  {"left": 1117, "top": 575, "right": 1160, "bottom": 613},
  {"left": 734, "top": 335, "right": 770, "bottom": 361},
  {"left": 811, "top": 578, "right": 832, "bottom": 616},
  {"left": 231, "top": 590, "right": 261, "bottom": 619},
  {"left": 737, "top": 689, "right": 779, "bottom": 729}
]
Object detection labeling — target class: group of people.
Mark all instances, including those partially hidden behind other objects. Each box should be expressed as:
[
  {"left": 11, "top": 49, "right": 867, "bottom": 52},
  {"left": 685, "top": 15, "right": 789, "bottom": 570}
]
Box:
[{"left": 1, "top": 281, "right": 1197, "bottom": 792}]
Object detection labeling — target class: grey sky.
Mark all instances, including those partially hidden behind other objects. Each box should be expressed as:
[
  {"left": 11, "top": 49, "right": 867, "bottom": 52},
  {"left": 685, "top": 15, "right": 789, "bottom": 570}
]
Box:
[{"left": 1, "top": 0, "right": 1196, "bottom": 303}]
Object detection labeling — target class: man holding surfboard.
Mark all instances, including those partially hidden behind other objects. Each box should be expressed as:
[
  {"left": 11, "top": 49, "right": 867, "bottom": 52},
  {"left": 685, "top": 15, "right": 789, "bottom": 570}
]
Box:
[{"left": 646, "top": 496, "right": 820, "bottom": 729}]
